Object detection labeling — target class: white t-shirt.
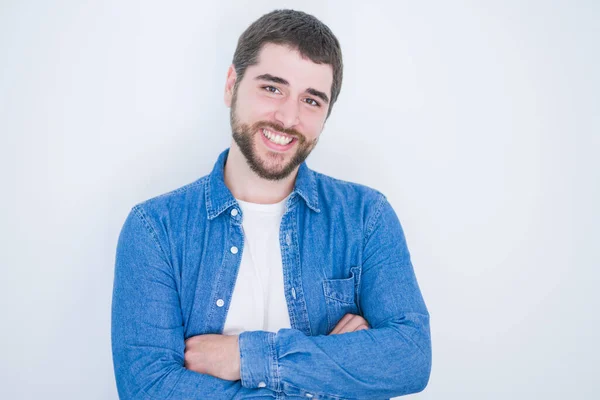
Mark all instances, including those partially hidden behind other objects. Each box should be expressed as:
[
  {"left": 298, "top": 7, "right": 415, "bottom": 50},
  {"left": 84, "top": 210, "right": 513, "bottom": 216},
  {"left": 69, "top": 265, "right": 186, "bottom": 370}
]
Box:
[{"left": 222, "top": 194, "right": 292, "bottom": 335}]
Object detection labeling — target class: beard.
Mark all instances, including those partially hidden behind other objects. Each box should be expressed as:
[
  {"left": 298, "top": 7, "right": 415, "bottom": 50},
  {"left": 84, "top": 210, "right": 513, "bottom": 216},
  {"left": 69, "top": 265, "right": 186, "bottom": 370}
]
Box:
[{"left": 229, "top": 89, "right": 319, "bottom": 181}]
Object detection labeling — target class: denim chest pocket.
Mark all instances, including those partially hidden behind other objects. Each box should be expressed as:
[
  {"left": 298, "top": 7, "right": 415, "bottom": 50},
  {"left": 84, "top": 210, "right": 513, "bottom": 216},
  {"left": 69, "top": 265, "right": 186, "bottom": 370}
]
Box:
[{"left": 322, "top": 268, "right": 361, "bottom": 333}]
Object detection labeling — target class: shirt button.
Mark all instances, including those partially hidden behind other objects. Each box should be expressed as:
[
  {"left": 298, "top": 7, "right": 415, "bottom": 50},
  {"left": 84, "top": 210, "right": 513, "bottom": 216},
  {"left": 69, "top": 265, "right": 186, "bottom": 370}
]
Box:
[
  {"left": 305, "top": 394, "right": 314, "bottom": 398},
  {"left": 231, "top": 208, "right": 238, "bottom": 217},
  {"left": 230, "top": 246, "right": 238, "bottom": 254},
  {"left": 216, "top": 299, "right": 224, "bottom": 307},
  {"left": 258, "top": 381, "right": 266, "bottom": 388}
]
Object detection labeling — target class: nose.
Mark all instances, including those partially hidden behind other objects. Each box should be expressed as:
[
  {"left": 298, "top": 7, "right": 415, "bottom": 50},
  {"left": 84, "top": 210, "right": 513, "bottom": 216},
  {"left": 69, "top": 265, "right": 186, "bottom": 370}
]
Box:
[{"left": 274, "top": 97, "right": 300, "bottom": 128}]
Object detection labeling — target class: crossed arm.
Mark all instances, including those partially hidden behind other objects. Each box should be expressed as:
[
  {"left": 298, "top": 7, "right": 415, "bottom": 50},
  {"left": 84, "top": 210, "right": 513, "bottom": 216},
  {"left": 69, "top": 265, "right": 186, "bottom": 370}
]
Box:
[
  {"left": 183, "top": 314, "right": 371, "bottom": 382},
  {"left": 112, "top": 197, "right": 431, "bottom": 399}
]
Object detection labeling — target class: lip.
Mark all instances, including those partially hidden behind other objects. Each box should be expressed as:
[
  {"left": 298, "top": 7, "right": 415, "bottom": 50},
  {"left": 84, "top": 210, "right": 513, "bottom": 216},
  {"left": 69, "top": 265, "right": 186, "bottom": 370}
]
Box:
[{"left": 260, "top": 128, "right": 297, "bottom": 151}]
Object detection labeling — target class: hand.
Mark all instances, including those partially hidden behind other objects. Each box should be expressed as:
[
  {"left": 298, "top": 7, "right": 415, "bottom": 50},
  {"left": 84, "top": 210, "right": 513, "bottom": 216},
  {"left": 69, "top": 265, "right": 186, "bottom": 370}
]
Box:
[
  {"left": 184, "top": 334, "right": 241, "bottom": 381},
  {"left": 328, "top": 313, "right": 370, "bottom": 335}
]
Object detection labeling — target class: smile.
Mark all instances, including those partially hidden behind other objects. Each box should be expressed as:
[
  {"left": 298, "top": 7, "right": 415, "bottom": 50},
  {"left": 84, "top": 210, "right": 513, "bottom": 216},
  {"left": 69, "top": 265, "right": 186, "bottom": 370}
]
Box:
[{"left": 262, "top": 128, "right": 294, "bottom": 145}]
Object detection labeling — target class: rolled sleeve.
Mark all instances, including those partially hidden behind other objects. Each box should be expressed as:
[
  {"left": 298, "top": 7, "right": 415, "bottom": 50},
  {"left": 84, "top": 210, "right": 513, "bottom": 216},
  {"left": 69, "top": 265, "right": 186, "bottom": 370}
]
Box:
[{"left": 239, "top": 330, "right": 279, "bottom": 391}]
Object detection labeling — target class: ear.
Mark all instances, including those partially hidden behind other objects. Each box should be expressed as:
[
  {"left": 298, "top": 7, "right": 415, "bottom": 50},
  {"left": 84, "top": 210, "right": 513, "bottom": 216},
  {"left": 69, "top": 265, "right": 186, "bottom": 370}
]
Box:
[{"left": 224, "top": 64, "right": 237, "bottom": 108}]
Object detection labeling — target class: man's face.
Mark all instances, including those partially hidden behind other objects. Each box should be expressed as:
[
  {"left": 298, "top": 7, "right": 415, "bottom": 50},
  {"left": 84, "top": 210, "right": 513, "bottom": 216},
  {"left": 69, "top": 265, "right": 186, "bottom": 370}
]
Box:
[{"left": 225, "top": 43, "right": 333, "bottom": 181}]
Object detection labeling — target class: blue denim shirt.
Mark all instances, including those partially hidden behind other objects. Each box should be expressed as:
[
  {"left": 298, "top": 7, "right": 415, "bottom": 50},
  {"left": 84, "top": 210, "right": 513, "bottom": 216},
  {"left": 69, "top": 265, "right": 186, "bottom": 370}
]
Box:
[{"left": 111, "top": 148, "right": 431, "bottom": 399}]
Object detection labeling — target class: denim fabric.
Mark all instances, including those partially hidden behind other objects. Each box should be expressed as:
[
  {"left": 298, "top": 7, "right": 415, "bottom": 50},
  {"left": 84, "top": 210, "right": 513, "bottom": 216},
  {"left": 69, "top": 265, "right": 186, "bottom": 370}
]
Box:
[{"left": 111, "top": 148, "right": 431, "bottom": 399}]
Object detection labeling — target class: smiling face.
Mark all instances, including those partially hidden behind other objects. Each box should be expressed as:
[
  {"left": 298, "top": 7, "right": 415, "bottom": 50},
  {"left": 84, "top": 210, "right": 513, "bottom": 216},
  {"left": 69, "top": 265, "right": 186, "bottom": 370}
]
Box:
[{"left": 225, "top": 43, "right": 334, "bottom": 181}]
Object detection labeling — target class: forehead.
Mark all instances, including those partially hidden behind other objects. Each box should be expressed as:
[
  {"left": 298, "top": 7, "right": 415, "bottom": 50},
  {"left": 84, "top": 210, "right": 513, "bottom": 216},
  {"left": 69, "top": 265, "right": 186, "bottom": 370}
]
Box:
[{"left": 247, "top": 42, "right": 333, "bottom": 96}]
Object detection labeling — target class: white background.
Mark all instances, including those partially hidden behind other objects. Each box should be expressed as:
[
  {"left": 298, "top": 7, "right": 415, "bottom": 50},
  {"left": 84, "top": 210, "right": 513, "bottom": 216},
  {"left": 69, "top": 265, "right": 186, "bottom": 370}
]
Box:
[{"left": 1, "top": 1, "right": 598, "bottom": 399}]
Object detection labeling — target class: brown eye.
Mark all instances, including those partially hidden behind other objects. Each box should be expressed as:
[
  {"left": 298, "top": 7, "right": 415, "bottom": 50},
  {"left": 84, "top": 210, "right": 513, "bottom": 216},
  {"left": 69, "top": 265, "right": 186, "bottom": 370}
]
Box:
[
  {"left": 305, "top": 98, "right": 320, "bottom": 107},
  {"left": 263, "top": 85, "right": 281, "bottom": 94}
]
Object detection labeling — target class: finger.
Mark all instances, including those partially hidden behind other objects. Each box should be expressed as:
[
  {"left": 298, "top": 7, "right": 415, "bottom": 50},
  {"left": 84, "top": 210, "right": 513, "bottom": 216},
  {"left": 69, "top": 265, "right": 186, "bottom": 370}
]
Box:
[
  {"left": 329, "top": 313, "right": 354, "bottom": 334},
  {"left": 338, "top": 316, "right": 368, "bottom": 334},
  {"left": 355, "top": 324, "right": 369, "bottom": 331},
  {"left": 332, "top": 315, "right": 367, "bottom": 335},
  {"left": 329, "top": 313, "right": 356, "bottom": 335}
]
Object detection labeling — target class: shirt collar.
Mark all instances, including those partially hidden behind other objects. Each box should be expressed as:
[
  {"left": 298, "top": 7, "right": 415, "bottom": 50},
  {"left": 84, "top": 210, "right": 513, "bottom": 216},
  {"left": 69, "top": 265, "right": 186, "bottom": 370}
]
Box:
[{"left": 205, "top": 147, "right": 320, "bottom": 220}]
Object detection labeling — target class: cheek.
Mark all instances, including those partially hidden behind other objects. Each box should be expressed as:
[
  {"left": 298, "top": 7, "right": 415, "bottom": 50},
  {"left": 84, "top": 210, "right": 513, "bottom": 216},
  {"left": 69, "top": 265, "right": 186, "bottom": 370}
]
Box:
[
  {"left": 250, "top": 92, "right": 278, "bottom": 113},
  {"left": 301, "top": 113, "right": 325, "bottom": 138},
  {"left": 235, "top": 90, "right": 275, "bottom": 120}
]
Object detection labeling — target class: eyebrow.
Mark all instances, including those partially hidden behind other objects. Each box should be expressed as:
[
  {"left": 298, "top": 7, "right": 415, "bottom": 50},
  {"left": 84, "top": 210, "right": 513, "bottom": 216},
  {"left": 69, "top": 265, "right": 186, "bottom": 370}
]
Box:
[{"left": 254, "top": 73, "right": 330, "bottom": 105}]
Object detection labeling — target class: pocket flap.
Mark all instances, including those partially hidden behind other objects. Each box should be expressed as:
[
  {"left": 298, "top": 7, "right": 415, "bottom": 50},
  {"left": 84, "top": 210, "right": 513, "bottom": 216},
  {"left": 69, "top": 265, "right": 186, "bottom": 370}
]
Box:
[{"left": 323, "top": 273, "right": 355, "bottom": 303}]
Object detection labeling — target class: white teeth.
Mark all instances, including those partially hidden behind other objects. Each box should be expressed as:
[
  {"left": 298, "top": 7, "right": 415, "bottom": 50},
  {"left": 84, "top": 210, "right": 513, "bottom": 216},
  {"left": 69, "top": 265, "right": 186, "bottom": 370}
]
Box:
[{"left": 262, "top": 129, "right": 293, "bottom": 145}]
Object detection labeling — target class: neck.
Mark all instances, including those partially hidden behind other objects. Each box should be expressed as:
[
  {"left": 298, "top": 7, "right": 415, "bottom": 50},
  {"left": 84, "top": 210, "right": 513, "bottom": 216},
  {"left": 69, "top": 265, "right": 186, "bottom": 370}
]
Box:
[{"left": 224, "top": 141, "right": 297, "bottom": 204}]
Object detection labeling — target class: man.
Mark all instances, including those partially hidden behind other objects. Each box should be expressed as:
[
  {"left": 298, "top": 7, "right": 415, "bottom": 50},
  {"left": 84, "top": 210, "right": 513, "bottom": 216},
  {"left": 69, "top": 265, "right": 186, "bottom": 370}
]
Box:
[{"left": 112, "top": 9, "right": 431, "bottom": 400}]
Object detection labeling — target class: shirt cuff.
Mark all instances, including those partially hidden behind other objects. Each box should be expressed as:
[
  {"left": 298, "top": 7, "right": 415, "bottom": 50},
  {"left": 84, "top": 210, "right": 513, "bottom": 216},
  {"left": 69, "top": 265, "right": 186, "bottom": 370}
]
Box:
[{"left": 238, "top": 330, "right": 279, "bottom": 391}]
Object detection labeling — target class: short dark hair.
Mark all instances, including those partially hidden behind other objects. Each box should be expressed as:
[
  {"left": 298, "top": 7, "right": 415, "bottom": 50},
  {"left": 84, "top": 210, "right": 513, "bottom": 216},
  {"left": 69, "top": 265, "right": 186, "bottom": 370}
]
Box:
[{"left": 232, "top": 9, "right": 343, "bottom": 119}]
